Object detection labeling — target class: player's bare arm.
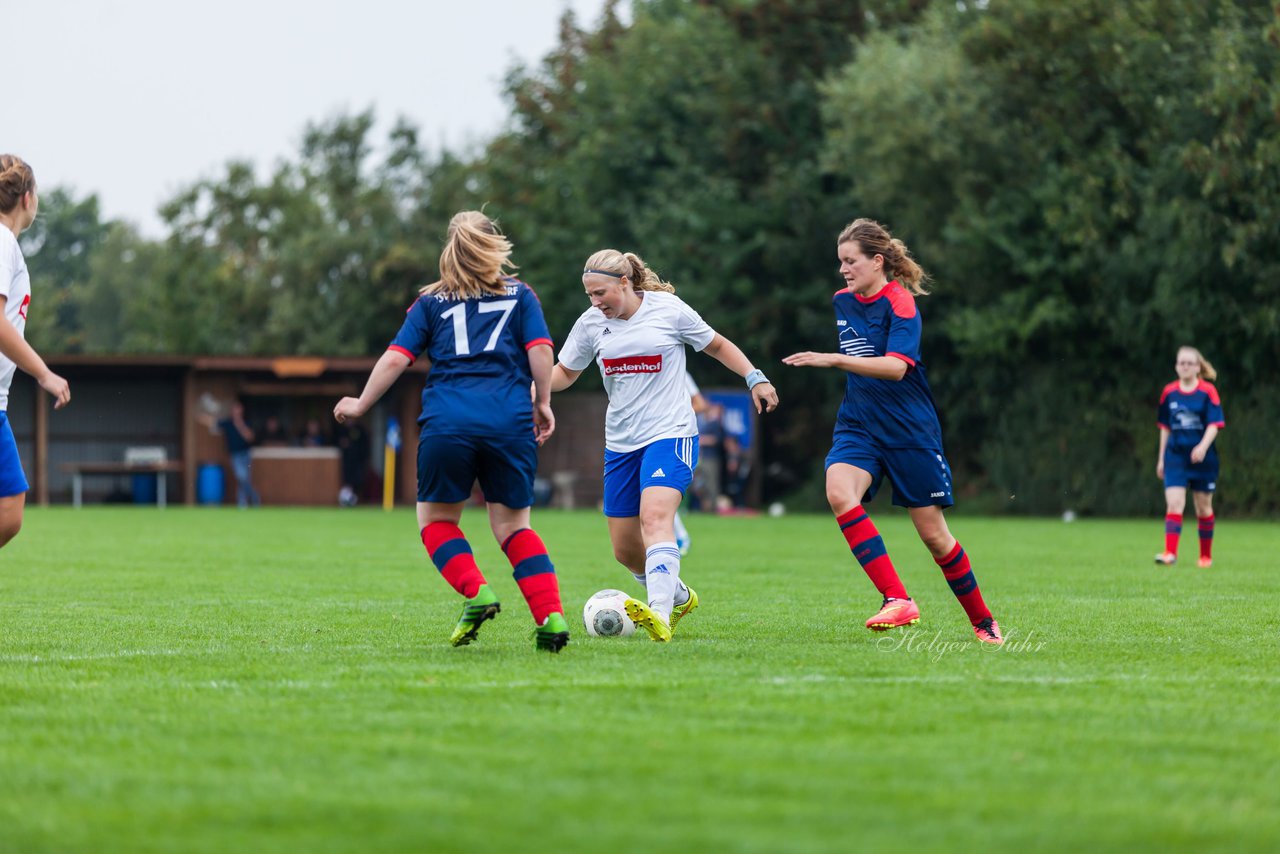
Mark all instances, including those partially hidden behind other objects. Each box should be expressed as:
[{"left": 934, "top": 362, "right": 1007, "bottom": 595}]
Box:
[
  {"left": 528, "top": 343, "right": 556, "bottom": 445},
  {"left": 550, "top": 363, "right": 582, "bottom": 392},
  {"left": 783, "top": 351, "right": 908, "bottom": 381},
  {"left": 701, "top": 333, "right": 778, "bottom": 413},
  {"left": 334, "top": 349, "right": 412, "bottom": 423},
  {"left": 0, "top": 297, "right": 70, "bottom": 408}
]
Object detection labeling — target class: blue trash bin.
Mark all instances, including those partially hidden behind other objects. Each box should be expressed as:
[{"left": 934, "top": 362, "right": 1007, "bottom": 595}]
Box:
[
  {"left": 197, "top": 463, "right": 225, "bottom": 505},
  {"left": 132, "top": 472, "right": 158, "bottom": 504}
]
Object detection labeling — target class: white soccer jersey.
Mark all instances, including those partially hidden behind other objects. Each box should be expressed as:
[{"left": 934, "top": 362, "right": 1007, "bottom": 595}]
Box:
[
  {"left": 559, "top": 290, "right": 717, "bottom": 452},
  {"left": 0, "top": 228, "right": 31, "bottom": 411}
]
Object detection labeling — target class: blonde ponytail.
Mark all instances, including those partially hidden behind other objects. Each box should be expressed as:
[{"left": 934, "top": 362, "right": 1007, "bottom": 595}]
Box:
[
  {"left": 422, "top": 210, "right": 515, "bottom": 300},
  {"left": 584, "top": 249, "right": 676, "bottom": 293}
]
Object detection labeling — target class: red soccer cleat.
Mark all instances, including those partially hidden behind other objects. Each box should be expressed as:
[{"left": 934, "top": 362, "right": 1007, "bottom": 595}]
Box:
[
  {"left": 974, "top": 617, "right": 1004, "bottom": 645},
  {"left": 1197, "top": 557, "right": 1213, "bottom": 568},
  {"left": 865, "top": 597, "right": 921, "bottom": 632}
]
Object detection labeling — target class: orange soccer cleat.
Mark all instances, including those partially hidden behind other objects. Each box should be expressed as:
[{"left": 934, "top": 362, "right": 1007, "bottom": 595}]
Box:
[
  {"left": 973, "top": 617, "right": 1004, "bottom": 645},
  {"left": 865, "top": 597, "right": 921, "bottom": 632},
  {"left": 1197, "top": 557, "right": 1213, "bottom": 568}
]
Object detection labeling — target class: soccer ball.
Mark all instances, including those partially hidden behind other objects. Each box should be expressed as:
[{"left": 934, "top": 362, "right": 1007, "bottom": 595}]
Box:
[{"left": 582, "top": 589, "right": 636, "bottom": 638}]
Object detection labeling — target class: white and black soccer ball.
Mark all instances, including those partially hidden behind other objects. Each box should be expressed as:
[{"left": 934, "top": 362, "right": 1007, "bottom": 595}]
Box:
[{"left": 582, "top": 589, "right": 636, "bottom": 638}]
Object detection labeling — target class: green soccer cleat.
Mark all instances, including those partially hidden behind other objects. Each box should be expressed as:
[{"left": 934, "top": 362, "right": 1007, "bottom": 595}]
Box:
[
  {"left": 669, "top": 585, "right": 699, "bottom": 633},
  {"left": 534, "top": 612, "right": 570, "bottom": 653},
  {"left": 624, "top": 597, "right": 672, "bottom": 643},
  {"left": 450, "top": 585, "right": 501, "bottom": 647}
]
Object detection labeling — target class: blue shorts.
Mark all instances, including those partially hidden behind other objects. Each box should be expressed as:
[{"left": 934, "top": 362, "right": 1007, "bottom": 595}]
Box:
[
  {"left": 417, "top": 431, "right": 537, "bottom": 508},
  {"left": 603, "top": 436, "right": 699, "bottom": 518},
  {"left": 0, "top": 412, "right": 29, "bottom": 498},
  {"left": 1163, "top": 449, "right": 1218, "bottom": 492},
  {"left": 825, "top": 428, "right": 953, "bottom": 509}
]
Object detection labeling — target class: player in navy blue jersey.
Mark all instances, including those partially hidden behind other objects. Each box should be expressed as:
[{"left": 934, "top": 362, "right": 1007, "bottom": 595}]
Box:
[
  {"left": 784, "top": 218, "right": 1002, "bottom": 644},
  {"left": 1155, "top": 346, "right": 1224, "bottom": 568},
  {"left": 334, "top": 211, "right": 569, "bottom": 652}
]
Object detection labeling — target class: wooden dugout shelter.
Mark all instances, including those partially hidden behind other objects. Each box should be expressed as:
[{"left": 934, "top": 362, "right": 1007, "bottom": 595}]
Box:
[{"left": 6, "top": 355, "right": 604, "bottom": 508}]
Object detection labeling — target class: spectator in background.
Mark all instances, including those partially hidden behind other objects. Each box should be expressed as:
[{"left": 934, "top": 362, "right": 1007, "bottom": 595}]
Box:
[
  {"left": 299, "top": 418, "right": 330, "bottom": 447},
  {"left": 335, "top": 421, "right": 370, "bottom": 506},
  {"left": 258, "top": 415, "right": 290, "bottom": 447},
  {"left": 694, "top": 401, "right": 725, "bottom": 512},
  {"left": 206, "top": 400, "right": 259, "bottom": 509}
]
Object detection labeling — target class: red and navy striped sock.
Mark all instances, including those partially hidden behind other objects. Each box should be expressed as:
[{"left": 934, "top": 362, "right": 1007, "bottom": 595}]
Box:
[
  {"left": 421, "top": 522, "right": 487, "bottom": 599},
  {"left": 933, "top": 541, "right": 992, "bottom": 626},
  {"left": 502, "top": 528, "right": 563, "bottom": 624},
  {"left": 836, "top": 505, "right": 908, "bottom": 600},
  {"left": 1198, "top": 514, "right": 1215, "bottom": 560},
  {"left": 1165, "top": 513, "right": 1183, "bottom": 556}
]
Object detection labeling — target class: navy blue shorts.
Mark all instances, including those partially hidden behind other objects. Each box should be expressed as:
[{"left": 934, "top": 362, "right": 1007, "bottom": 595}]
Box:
[
  {"left": 825, "top": 428, "right": 953, "bottom": 509},
  {"left": 417, "top": 431, "right": 537, "bottom": 508},
  {"left": 603, "top": 436, "right": 699, "bottom": 518},
  {"left": 0, "top": 412, "right": 29, "bottom": 498},
  {"left": 1163, "top": 449, "right": 1218, "bottom": 492}
]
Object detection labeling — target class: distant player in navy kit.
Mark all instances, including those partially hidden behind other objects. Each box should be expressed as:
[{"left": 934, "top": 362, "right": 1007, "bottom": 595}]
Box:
[
  {"left": 1155, "top": 346, "right": 1224, "bottom": 568},
  {"left": 334, "top": 211, "right": 570, "bottom": 652},
  {"left": 0, "top": 155, "right": 71, "bottom": 549},
  {"left": 551, "top": 249, "right": 778, "bottom": 642},
  {"left": 784, "top": 218, "right": 1002, "bottom": 644}
]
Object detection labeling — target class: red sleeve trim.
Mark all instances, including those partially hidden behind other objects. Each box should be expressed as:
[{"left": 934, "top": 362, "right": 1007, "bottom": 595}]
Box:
[
  {"left": 1198, "top": 380, "right": 1221, "bottom": 405},
  {"left": 388, "top": 345, "right": 416, "bottom": 364},
  {"left": 884, "top": 282, "right": 918, "bottom": 319},
  {"left": 525, "top": 337, "right": 553, "bottom": 351},
  {"left": 1211, "top": 421, "right": 1225, "bottom": 428},
  {"left": 1157, "top": 421, "right": 1169, "bottom": 429},
  {"left": 1158, "top": 381, "right": 1180, "bottom": 405},
  {"left": 886, "top": 351, "right": 916, "bottom": 367}
]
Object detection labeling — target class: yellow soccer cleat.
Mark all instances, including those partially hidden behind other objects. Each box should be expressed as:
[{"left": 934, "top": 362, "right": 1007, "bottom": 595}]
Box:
[
  {"left": 623, "top": 598, "right": 672, "bottom": 643},
  {"left": 669, "top": 585, "right": 699, "bottom": 632}
]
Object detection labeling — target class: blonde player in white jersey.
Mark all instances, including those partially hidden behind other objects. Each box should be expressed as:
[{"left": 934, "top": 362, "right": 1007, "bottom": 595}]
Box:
[
  {"left": 0, "top": 155, "right": 71, "bottom": 549},
  {"left": 551, "top": 249, "right": 778, "bottom": 641}
]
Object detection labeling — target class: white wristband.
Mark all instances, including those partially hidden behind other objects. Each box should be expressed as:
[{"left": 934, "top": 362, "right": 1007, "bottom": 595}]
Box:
[{"left": 745, "top": 369, "right": 769, "bottom": 389}]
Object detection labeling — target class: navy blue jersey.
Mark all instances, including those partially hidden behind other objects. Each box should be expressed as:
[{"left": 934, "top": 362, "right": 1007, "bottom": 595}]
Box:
[
  {"left": 832, "top": 281, "right": 942, "bottom": 448},
  {"left": 389, "top": 277, "right": 552, "bottom": 438},
  {"left": 1158, "top": 380, "right": 1224, "bottom": 455}
]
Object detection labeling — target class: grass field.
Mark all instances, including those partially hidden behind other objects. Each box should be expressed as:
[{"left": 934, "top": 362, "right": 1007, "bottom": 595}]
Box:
[{"left": 2, "top": 507, "right": 1277, "bottom": 852}]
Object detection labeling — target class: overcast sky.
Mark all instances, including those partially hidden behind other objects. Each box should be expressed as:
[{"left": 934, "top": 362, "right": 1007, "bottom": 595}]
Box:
[{"left": 8, "top": 0, "right": 612, "bottom": 236}]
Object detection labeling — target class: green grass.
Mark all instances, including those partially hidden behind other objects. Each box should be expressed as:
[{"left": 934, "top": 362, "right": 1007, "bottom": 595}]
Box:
[{"left": 2, "top": 507, "right": 1277, "bottom": 852}]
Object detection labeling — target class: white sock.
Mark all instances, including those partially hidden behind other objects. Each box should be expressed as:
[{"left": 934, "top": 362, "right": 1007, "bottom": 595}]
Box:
[
  {"left": 630, "top": 572, "right": 647, "bottom": 590},
  {"left": 674, "top": 581, "right": 690, "bottom": 607},
  {"left": 645, "top": 542, "right": 682, "bottom": 619}
]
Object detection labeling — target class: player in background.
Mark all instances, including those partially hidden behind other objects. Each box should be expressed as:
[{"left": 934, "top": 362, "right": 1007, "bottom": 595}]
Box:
[
  {"left": 0, "top": 155, "right": 71, "bottom": 549},
  {"left": 1155, "top": 346, "right": 1224, "bottom": 568},
  {"left": 551, "top": 249, "right": 779, "bottom": 642},
  {"left": 334, "top": 211, "right": 570, "bottom": 652},
  {"left": 672, "top": 371, "right": 709, "bottom": 555},
  {"left": 784, "top": 218, "right": 1003, "bottom": 644}
]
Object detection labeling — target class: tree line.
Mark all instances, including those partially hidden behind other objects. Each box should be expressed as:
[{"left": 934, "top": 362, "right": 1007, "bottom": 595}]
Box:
[{"left": 22, "top": 0, "right": 1280, "bottom": 515}]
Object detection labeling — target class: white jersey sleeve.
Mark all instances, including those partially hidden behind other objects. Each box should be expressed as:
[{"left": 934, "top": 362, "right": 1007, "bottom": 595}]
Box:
[
  {"left": 0, "top": 230, "right": 31, "bottom": 410},
  {"left": 674, "top": 300, "right": 716, "bottom": 351},
  {"left": 558, "top": 310, "right": 600, "bottom": 372}
]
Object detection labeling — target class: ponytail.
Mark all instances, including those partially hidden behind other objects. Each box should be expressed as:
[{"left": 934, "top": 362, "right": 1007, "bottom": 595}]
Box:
[
  {"left": 584, "top": 249, "right": 675, "bottom": 293},
  {"left": 422, "top": 210, "right": 515, "bottom": 300},
  {"left": 0, "top": 154, "right": 36, "bottom": 215},
  {"left": 837, "top": 218, "right": 930, "bottom": 296}
]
